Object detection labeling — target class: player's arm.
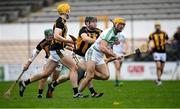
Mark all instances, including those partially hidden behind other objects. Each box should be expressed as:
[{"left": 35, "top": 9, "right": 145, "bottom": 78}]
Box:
[
  {"left": 104, "top": 56, "right": 115, "bottom": 64},
  {"left": 54, "top": 28, "right": 74, "bottom": 44},
  {"left": 99, "top": 40, "right": 117, "bottom": 57},
  {"left": 81, "top": 33, "right": 96, "bottom": 44},
  {"left": 147, "top": 33, "right": 154, "bottom": 51},
  {"left": 54, "top": 20, "right": 74, "bottom": 44},
  {"left": 65, "top": 43, "right": 74, "bottom": 51},
  {"left": 23, "top": 40, "right": 43, "bottom": 71}
]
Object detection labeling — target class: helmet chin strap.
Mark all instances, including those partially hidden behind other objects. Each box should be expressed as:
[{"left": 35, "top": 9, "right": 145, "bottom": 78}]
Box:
[
  {"left": 114, "top": 28, "right": 119, "bottom": 35},
  {"left": 114, "top": 26, "right": 123, "bottom": 35},
  {"left": 66, "top": 14, "right": 69, "bottom": 19},
  {"left": 59, "top": 14, "right": 69, "bottom": 20}
]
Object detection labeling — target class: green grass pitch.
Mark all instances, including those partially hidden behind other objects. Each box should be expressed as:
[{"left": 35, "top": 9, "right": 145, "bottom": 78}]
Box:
[{"left": 0, "top": 80, "right": 180, "bottom": 108}]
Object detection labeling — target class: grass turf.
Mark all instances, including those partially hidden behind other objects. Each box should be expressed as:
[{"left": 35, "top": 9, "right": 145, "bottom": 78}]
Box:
[{"left": 0, "top": 80, "right": 180, "bottom": 108}]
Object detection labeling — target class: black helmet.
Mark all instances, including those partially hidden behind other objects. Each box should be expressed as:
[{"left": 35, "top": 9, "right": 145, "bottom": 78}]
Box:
[
  {"left": 44, "top": 29, "right": 53, "bottom": 38},
  {"left": 85, "top": 16, "right": 97, "bottom": 23}
]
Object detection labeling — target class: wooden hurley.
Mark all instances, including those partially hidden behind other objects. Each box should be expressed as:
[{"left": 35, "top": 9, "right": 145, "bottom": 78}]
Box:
[{"left": 107, "top": 43, "right": 148, "bottom": 63}]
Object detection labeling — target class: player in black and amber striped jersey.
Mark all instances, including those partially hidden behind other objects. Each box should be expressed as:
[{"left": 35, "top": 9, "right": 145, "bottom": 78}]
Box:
[
  {"left": 74, "top": 17, "right": 102, "bottom": 56},
  {"left": 50, "top": 16, "right": 68, "bottom": 51},
  {"left": 75, "top": 16, "right": 103, "bottom": 97},
  {"left": 19, "top": 3, "right": 81, "bottom": 98},
  {"left": 22, "top": 29, "right": 60, "bottom": 98},
  {"left": 148, "top": 21, "right": 169, "bottom": 86},
  {"left": 47, "top": 16, "right": 104, "bottom": 98}
]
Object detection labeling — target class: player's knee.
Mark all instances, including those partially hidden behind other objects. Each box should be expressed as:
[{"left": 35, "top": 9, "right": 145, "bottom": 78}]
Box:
[
  {"left": 157, "top": 66, "right": 161, "bottom": 70},
  {"left": 69, "top": 65, "right": 78, "bottom": 71},
  {"left": 42, "top": 73, "right": 49, "bottom": 78},
  {"left": 103, "top": 73, "right": 110, "bottom": 80},
  {"left": 42, "top": 71, "right": 51, "bottom": 78},
  {"left": 86, "top": 73, "right": 94, "bottom": 80},
  {"left": 63, "top": 74, "right": 69, "bottom": 80},
  {"left": 40, "top": 78, "right": 47, "bottom": 83}
]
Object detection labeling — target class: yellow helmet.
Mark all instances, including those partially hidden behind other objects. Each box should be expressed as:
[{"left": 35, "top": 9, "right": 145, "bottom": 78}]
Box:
[
  {"left": 155, "top": 21, "right": 161, "bottom": 26},
  {"left": 57, "top": 3, "right": 71, "bottom": 15},
  {"left": 112, "top": 17, "right": 125, "bottom": 25}
]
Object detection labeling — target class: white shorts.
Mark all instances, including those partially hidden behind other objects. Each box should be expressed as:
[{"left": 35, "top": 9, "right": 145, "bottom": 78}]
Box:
[
  {"left": 49, "top": 50, "right": 71, "bottom": 72},
  {"left": 43, "top": 58, "right": 63, "bottom": 72},
  {"left": 153, "top": 52, "right": 166, "bottom": 62},
  {"left": 49, "top": 50, "right": 68, "bottom": 62},
  {"left": 43, "top": 58, "right": 48, "bottom": 65},
  {"left": 85, "top": 48, "right": 105, "bottom": 65}
]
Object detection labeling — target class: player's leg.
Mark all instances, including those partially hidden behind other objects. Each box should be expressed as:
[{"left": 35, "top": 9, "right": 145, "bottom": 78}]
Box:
[
  {"left": 59, "top": 55, "right": 79, "bottom": 96},
  {"left": 160, "top": 62, "right": 165, "bottom": 76},
  {"left": 95, "top": 63, "right": 110, "bottom": 80},
  {"left": 19, "top": 59, "right": 57, "bottom": 97},
  {"left": 37, "top": 62, "right": 55, "bottom": 98},
  {"left": 157, "top": 53, "right": 166, "bottom": 85},
  {"left": 87, "top": 82, "right": 104, "bottom": 98},
  {"left": 153, "top": 52, "right": 162, "bottom": 85},
  {"left": 77, "top": 58, "right": 87, "bottom": 71},
  {"left": 119, "top": 61, "right": 123, "bottom": 86},
  {"left": 155, "top": 61, "right": 162, "bottom": 85},
  {"left": 79, "top": 61, "right": 110, "bottom": 92},
  {"left": 78, "top": 60, "right": 96, "bottom": 93},
  {"left": 84, "top": 63, "right": 110, "bottom": 97},
  {"left": 78, "top": 48, "right": 106, "bottom": 97},
  {"left": 77, "top": 67, "right": 104, "bottom": 98},
  {"left": 52, "top": 69, "right": 60, "bottom": 81},
  {"left": 114, "top": 60, "right": 121, "bottom": 86},
  {"left": 77, "top": 68, "right": 85, "bottom": 84},
  {"left": 37, "top": 78, "right": 47, "bottom": 98},
  {"left": 52, "top": 63, "right": 70, "bottom": 85},
  {"left": 92, "top": 56, "right": 110, "bottom": 80},
  {"left": 46, "top": 72, "right": 69, "bottom": 98},
  {"left": 160, "top": 53, "right": 167, "bottom": 76}
]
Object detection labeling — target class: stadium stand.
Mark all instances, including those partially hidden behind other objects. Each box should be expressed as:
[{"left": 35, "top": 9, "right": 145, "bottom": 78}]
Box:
[
  {"left": 1, "top": 0, "right": 179, "bottom": 22},
  {"left": 0, "top": 0, "right": 53, "bottom": 23},
  {"left": 0, "top": 40, "right": 44, "bottom": 64},
  {"left": 16, "top": 0, "right": 180, "bottom": 23}
]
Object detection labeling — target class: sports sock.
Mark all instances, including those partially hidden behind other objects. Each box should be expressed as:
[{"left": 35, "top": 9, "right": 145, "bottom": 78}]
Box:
[
  {"left": 73, "top": 87, "right": 78, "bottom": 95},
  {"left": 24, "top": 79, "right": 31, "bottom": 86},
  {"left": 38, "top": 89, "right": 43, "bottom": 95},
  {"left": 115, "top": 79, "right": 119, "bottom": 85},
  {"left": 157, "top": 78, "right": 161, "bottom": 82},
  {"left": 52, "top": 81, "right": 58, "bottom": 88},
  {"left": 89, "top": 87, "right": 96, "bottom": 94}
]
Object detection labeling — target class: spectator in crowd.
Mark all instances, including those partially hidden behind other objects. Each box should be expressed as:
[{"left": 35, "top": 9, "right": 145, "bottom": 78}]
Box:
[{"left": 173, "top": 26, "right": 180, "bottom": 51}]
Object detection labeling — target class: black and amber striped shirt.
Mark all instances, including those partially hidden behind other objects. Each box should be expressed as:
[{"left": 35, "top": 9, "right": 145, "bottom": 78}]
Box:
[
  {"left": 36, "top": 38, "right": 51, "bottom": 58},
  {"left": 74, "top": 26, "right": 102, "bottom": 56},
  {"left": 149, "top": 30, "right": 168, "bottom": 53},
  {"left": 50, "top": 17, "right": 67, "bottom": 50}
]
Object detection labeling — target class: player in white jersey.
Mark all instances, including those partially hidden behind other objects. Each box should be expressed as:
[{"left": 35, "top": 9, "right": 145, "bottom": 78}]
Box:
[
  {"left": 78, "top": 17, "right": 126, "bottom": 93},
  {"left": 112, "top": 33, "right": 128, "bottom": 86}
]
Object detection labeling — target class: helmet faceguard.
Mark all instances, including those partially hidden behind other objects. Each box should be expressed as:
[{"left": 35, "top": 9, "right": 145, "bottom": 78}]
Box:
[
  {"left": 111, "top": 17, "right": 126, "bottom": 33},
  {"left": 154, "top": 21, "right": 161, "bottom": 31}
]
